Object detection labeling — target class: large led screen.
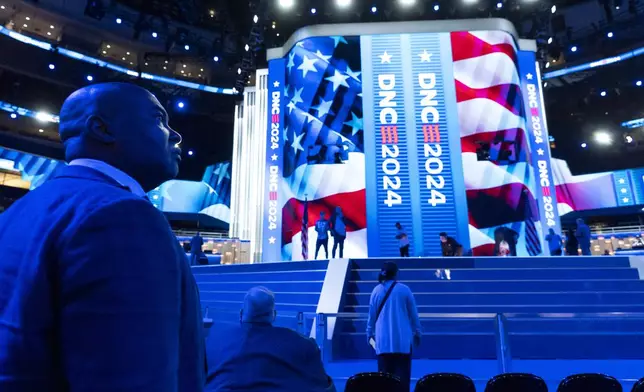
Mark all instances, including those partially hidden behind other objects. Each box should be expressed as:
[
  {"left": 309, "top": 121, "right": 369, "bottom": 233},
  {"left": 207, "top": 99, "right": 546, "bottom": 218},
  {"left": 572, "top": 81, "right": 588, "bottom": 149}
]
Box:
[{"left": 263, "top": 27, "right": 561, "bottom": 261}]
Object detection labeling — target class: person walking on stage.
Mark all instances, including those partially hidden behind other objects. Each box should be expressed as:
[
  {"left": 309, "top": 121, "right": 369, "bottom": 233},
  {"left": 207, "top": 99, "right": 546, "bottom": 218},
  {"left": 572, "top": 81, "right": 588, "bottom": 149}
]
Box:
[
  {"left": 0, "top": 83, "right": 204, "bottom": 391},
  {"left": 545, "top": 228, "right": 563, "bottom": 256},
  {"left": 314, "top": 211, "right": 330, "bottom": 259},
  {"left": 395, "top": 222, "right": 410, "bottom": 257},
  {"left": 367, "top": 262, "right": 421, "bottom": 392},
  {"left": 331, "top": 206, "right": 347, "bottom": 258},
  {"left": 575, "top": 218, "right": 592, "bottom": 255}
]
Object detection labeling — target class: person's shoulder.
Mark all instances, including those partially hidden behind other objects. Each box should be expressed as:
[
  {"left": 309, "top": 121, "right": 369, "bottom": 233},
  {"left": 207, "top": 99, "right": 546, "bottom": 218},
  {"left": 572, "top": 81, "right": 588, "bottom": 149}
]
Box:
[
  {"left": 395, "top": 282, "right": 413, "bottom": 294},
  {"left": 272, "top": 326, "right": 320, "bottom": 349}
]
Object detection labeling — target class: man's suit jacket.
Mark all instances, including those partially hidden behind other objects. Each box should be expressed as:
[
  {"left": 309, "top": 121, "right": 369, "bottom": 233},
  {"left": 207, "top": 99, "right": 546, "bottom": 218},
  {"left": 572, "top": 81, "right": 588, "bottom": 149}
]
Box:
[
  {"left": 0, "top": 165, "right": 205, "bottom": 391},
  {"left": 205, "top": 323, "right": 335, "bottom": 392}
]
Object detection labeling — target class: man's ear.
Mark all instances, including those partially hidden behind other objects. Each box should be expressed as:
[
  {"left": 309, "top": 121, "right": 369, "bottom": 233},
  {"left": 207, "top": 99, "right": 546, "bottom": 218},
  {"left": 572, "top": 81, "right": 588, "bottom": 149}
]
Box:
[{"left": 85, "top": 115, "right": 116, "bottom": 144}]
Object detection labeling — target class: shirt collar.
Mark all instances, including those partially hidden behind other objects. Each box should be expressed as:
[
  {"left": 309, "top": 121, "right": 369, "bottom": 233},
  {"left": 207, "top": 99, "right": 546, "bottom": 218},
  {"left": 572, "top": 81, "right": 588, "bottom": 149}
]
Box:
[{"left": 69, "top": 159, "right": 147, "bottom": 198}]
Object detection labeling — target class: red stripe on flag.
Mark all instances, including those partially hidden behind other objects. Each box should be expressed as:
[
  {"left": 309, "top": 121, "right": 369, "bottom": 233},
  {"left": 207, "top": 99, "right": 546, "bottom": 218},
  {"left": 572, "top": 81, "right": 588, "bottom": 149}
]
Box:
[
  {"left": 450, "top": 31, "right": 517, "bottom": 63},
  {"left": 269, "top": 191, "right": 278, "bottom": 201},
  {"left": 542, "top": 187, "right": 550, "bottom": 197},
  {"left": 272, "top": 114, "right": 279, "bottom": 123}
]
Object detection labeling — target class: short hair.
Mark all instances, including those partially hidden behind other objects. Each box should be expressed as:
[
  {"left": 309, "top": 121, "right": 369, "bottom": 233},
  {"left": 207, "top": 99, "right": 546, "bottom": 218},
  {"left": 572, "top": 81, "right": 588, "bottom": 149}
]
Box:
[
  {"left": 439, "top": 232, "right": 447, "bottom": 237},
  {"left": 379, "top": 261, "right": 399, "bottom": 283},
  {"left": 241, "top": 286, "right": 275, "bottom": 323}
]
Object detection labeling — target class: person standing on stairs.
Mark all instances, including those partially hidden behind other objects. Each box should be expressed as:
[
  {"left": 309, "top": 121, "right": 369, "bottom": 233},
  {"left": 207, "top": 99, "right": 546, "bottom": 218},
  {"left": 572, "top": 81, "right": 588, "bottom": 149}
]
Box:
[{"left": 367, "top": 262, "right": 422, "bottom": 392}]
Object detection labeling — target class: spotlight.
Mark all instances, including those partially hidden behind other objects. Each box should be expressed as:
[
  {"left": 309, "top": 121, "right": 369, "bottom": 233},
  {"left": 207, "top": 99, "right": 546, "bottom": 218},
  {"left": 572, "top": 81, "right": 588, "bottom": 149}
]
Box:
[
  {"left": 545, "top": 62, "right": 550, "bottom": 68},
  {"left": 116, "top": 18, "right": 122, "bottom": 24},
  {"left": 600, "top": 90, "right": 607, "bottom": 96},
  {"left": 35, "top": 112, "right": 53, "bottom": 122},
  {"left": 126, "top": 52, "right": 130, "bottom": 55},
  {"left": 102, "top": 50, "right": 107, "bottom": 54},
  {"left": 399, "top": 0, "right": 416, "bottom": 6},
  {"left": 47, "top": 32, "right": 51, "bottom": 36},
  {"left": 48, "top": 63, "right": 55, "bottom": 70},
  {"left": 278, "top": 0, "right": 294, "bottom": 9},
  {"left": 10, "top": 113, "right": 17, "bottom": 119},
  {"left": 433, "top": 4, "right": 440, "bottom": 11},
  {"left": 607, "top": 32, "right": 614, "bottom": 38},
  {"left": 497, "top": 2, "right": 502, "bottom": 8},
  {"left": 38, "top": 128, "right": 44, "bottom": 133},
  {"left": 551, "top": 5, "right": 556, "bottom": 13},
  {"left": 107, "top": 45, "right": 111, "bottom": 48},
  {"left": 188, "top": 150, "right": 194, "bottom": 156},
  {"left": 22, "top": 24, "right": 27, "bottom": 28},
  {"left": 245, "top": 44, "right": 250, "bottom": 51},
  {"left": 0, "top": 5, "right": 4, "bottom": 9},
  {"left": 25, "top": 17, "right": 30, "bottom": 20},
  {"left": 86, "top": 75, "right": 94, "bottom": 81},
  {"left": 238, "top": 68, "right": 242, "bottom": 74},
  {"left": 335, "top": 0, "right": 352, "bottom": 8},
  {"left": 311, "top": 7, "right": 316, "bottom": 13},
  {"left": 548, "top": 37, "right": 553, "bottom": 44},
  {"left": 177, "top": 101, "right": 185, "bottom": 109},
  {"left": 594, "top": 131, "right": 612, "bottom": 145},
  {"left": 637, "top": 80, "right": 642, "bottom": 86},
  {"left": 571, "top": 46, "right": 577, "bottom": 52},
  {"left": 581, "top": 142, "right": 587, "bottom": 148},
  {"left": 626, "top": 135, "right": 634, "bottom": 143},
  {"left": 183, "top": 64, "right": 187, "bottom": 68},
  {"left": 49, "top": 25, "right": 54, "bottom": 29},
  {"left": 463, "top": 0, "right": 478, "bottom": 4},
  {"left": 213, "top": 56, "right": 219, "bottom": 62},
  {"left": 371, "top": 6, "right": 377, "bottom": 12},
  {"left": 184, "top": 45, "right": 190, "bottom": 50},
  {"left": 152, "top": 32, "right": 158, "bottom": 38},
  {"left": 253, "top": 15, "right": 258, "bottom": 23}
]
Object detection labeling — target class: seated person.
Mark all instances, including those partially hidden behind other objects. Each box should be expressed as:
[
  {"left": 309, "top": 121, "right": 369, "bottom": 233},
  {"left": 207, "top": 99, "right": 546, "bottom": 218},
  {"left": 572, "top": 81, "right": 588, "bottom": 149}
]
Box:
[{"left": 205, "top": 287, "right": 335, "bottom": 392}]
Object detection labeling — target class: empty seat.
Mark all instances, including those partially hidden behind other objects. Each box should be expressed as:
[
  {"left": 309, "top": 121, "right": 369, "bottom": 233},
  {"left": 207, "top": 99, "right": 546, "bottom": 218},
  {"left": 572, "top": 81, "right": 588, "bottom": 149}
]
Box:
[
  {"left": 631, "top": 378, "right": 644, "bottom": 392},
  {"left": 557, "top": 373, "right": 622, "bottom": 392},
  {"left": 345, "top": 372, "right": 402, "bottom": 392},
  {"left": 485, "top": 373, "right": 548, "bottom": 392},
  {"left": 415, "top": 373, "right": 475, "bottom": 392}
]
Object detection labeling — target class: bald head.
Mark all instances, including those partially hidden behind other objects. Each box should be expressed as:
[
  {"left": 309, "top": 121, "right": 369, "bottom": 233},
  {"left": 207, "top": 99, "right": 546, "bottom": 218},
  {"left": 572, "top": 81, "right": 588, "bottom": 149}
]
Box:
[
  {"left": 241, "top": 286, "right": 276, "bottom": 324},
  {"left": 59, "top": 82, "right": 182, "bottom": 191}
]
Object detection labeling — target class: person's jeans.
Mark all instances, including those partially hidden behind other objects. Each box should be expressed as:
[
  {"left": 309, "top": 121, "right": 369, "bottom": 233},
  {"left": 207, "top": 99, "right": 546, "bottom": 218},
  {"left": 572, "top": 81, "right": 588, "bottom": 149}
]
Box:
[
  {"left": 332, "top": 234, "right": 345, "bottom": 258},
  {"left": 399, "top": 245, "right": 410, "bottom": 257},
  {"left": 581, "top": 246, "right": 591, "bottom": 256},
  {"left": 378, "top": 353, "right": 412, "bottom": 392},
  {"left": 315, "top": 238, "right": 329, "bottom": 259}
]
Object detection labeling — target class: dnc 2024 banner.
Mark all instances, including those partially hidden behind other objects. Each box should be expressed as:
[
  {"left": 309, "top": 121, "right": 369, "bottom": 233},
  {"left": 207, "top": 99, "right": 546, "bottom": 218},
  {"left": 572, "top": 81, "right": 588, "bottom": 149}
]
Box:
[{"left": 262, "top": 28, "right": 561, "bottom": 262}]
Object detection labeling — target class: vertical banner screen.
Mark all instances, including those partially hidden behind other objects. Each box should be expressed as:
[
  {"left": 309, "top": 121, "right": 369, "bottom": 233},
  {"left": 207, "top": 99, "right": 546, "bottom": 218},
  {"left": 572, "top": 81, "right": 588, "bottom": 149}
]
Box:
[{"left": 264, "top": 29, "right": 560, "bottom": 262}]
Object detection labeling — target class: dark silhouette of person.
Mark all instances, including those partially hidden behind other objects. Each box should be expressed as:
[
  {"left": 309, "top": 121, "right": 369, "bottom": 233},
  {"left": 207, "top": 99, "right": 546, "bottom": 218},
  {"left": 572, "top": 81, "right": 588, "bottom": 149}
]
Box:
[
  {"left": 331, "top": 206, "right": 347, "bottom": 258},
  {"left": 395, "top": 222, "right": 410, "bottom": 257},
  {"left": 565, "top": 229, "right": 579, "bottom": 256},
  {"left": 439, "top": 232, "right": 463, "bottom": 256},
  {"left": 205, "top": 287, "right": 335, "bottom": 392},
  {"left": 314, "top": 211, "right": 330, "bottom": 259},
  {"left": 191, "top": 231, "right": 206, "bottom": 265},
  {"left": 0, "top": 83, "right": 205, "bottom": 391},
  {"left": 545, "top": 228, "right": 563, "bottom": 256},
  {"left": 575, "top": 218, "right": 592, "bottom": 255}
]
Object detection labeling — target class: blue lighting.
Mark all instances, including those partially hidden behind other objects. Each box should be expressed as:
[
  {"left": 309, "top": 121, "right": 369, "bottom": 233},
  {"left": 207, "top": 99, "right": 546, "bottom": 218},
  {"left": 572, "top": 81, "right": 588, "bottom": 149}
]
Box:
[
  {"left": 607, "top": 32, "right": 614, "bottom": 38},
  {"left": 116, "top": 18, "right": 122, "bottom": 24},
  {"left": 48, "top": 63, "right": 55, "bottom": 70},
  {"left": 622, "top": 117, "right": 644, "bottom": 129},
  {"left": 311, "top": 8, "right": 316, "bottom": 14},
  {"left": 152, "top": 32, "right": 158, "bottom": 38},
  {"left": 433, "top": 4, "right": 440, "bottom": 11},
  {"left": 600, "top": 90, "right": 607, "bottom": 96},
  {"left": 10, "top": 113, "right": 17, "bottom": 119},
  {"left": 213, "top": 56, "right": 219, "bottom": 62},
  {"left": 0, "top": 25, "right": 236, "bottom": 95},
  {"left": 637, "top": 80, "right": 642, "bottom": 87},
  {"left": 571, "top": 46, "right": 578, "bottom": 52},
  {"left": 371, "top": 6, "right": 377, "bottom": 13},
  {"left": 86, "top": 75, "right": 94, "bottom": 82},
  {"left": 497, "top": 2, "right": 502, "bottom": 8},
  {"left": 188, "top": 150, "right": 194, "bottom": 156},
  {"left": 581, "top": 142, "right": 587, "bottom": 148},
  {"left": 184, "top": 44, "right": 190, "bottom": 51},
  {"left": 177, "top": 101, "right": 185, "bottom": 109}
]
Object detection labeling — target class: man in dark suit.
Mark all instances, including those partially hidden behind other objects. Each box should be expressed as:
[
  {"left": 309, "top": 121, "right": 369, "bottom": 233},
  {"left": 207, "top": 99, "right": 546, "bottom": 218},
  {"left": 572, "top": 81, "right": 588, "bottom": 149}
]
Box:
[
  {"left": 191, "top": 232, "right": 206, "bottom": 265},
  {"left": 205, "top": 287, "right": 335, "bottom": 392},
  {"left": 0, "top": 83, "right": 205, "bottom": 391}
]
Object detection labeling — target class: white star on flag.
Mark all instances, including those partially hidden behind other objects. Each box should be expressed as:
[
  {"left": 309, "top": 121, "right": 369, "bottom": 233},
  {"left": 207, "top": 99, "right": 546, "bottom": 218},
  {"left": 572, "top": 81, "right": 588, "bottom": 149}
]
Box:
[
  {"left": 537, "top": 148, "right": 544, "bottom": 156},
  {"left": 313, "top": 98, "right": 334, "bottom": 118},
  {"left": 297, "top": 55, "right": 318, "bottom": 77},
  {"left": 331, "top": 36, "right": 348, "bottom": 48},
  {"left": 315, "top": 50, "right": 332, "bottom": 62},
  {"left": 623, "top": 198, "right": 630, "bottom": 203},
  {"left": 268, "top": 236, "right": 276, "bottom": 244},
  {"left": 344, "top": 112, "right": 364, "bottom": 136},
  {"left": 304, "top": 113, "right": 316, "bottom": 124},
  {"left": 284, "top": 86, "right": 289, "bottom": 97},
  {"left": 271, "top": 154, "right": 278, "bottom": 161},
  {"left": 619, "top": 178, "right": 626, "bottom": 184},
  {"left": 325, "top": 70, "right": 350, "bottom": 92},
  {"left": 273, "top": 81, "right": 280, "bottom": 88},
  {"left": 380, "top": 51, "right": 392, "bottom": 64},
  {"left": 419, "top": 50, "right": 432, "bottom": 62},
  {"left": 287, "top": 52, "right": 296, "bottom": 72},
  {"left": 621, "top": 188, "right": 627, "bottom": 194},
  {"left": 526, "top": 73, "right": 534, "bottom": 80},
  {"left": 291, "top": 132, "right": 305, "bottom": 153},
  {"left": 291, "top": 87, "right": 304, "bottom": 105},
  {"left": 346, "top": 65, "right": 361, "bottom": 81},
  {"left": 286, "top": 101, "right": 297, "bottom": 114},
  {"left": 283, "top": 126, "right": 289, "bottom": 142}
]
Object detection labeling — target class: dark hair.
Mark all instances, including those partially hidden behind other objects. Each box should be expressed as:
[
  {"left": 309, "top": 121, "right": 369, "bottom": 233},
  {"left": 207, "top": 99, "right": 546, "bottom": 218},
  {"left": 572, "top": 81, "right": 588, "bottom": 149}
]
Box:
[
  {"left": 378, "top": 262, "right": 399, "bottom": 283},
  {"left": 439, "top": 232, "right": 447, "bottom": 237}
]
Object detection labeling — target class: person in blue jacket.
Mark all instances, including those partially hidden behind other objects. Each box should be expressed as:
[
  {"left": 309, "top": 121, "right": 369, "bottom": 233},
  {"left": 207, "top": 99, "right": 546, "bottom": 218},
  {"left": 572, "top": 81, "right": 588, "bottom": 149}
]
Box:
[
  {"left": 575, "top": 218, "right": 592, "bottom": 255},
  {"left": 0, "top": 83, "right": 205, "bottom": 391}
]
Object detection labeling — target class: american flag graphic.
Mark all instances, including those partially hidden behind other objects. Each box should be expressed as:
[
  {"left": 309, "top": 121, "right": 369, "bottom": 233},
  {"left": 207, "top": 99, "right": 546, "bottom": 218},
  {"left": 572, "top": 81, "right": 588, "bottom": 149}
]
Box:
[
  {"left": 451, "top": 31, "right": 542, "bottom": 256},
  {"left": 279, "top": 31, "right": 544, "bottom": 259}
]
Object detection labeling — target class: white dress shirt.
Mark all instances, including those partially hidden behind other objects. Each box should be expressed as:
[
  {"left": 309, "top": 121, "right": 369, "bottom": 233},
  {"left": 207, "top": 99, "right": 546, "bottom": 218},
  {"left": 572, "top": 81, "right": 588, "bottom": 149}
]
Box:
[{"left": 69, "top": 159, "right": 147, "bottom": 198}]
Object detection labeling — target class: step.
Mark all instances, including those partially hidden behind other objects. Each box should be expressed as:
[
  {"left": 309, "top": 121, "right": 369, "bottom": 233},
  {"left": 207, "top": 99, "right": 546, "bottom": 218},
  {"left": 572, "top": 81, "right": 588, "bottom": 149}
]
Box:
[
  {"left": 201, "top": 298, "right": 317, "bottom": 312},
  {"left": 343, "top": 304, "right": 644, "bottom": 313},
  {"left": 345, "top": 292, "right": 644, "bottom": 307},
  {"left": 200, "top": 291, "right": 320, "bottom": 304},
  {"left": 192, "top": 260, "right": 329, "bottom": 274},
  {"left": 349, "top": 280, "right": 644, "bottom": 293},
  {"left": 194, "top": 269, "right": 328, "bottom": 283},
  {"left": 349, "top": 256, "right": 632, "bottom": 270},
  {"left": 351, "top": 268, "right": 640, "bottom": 281},
  {"left": 198, "top": 281, "right": 324, "bottom": 293}
]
